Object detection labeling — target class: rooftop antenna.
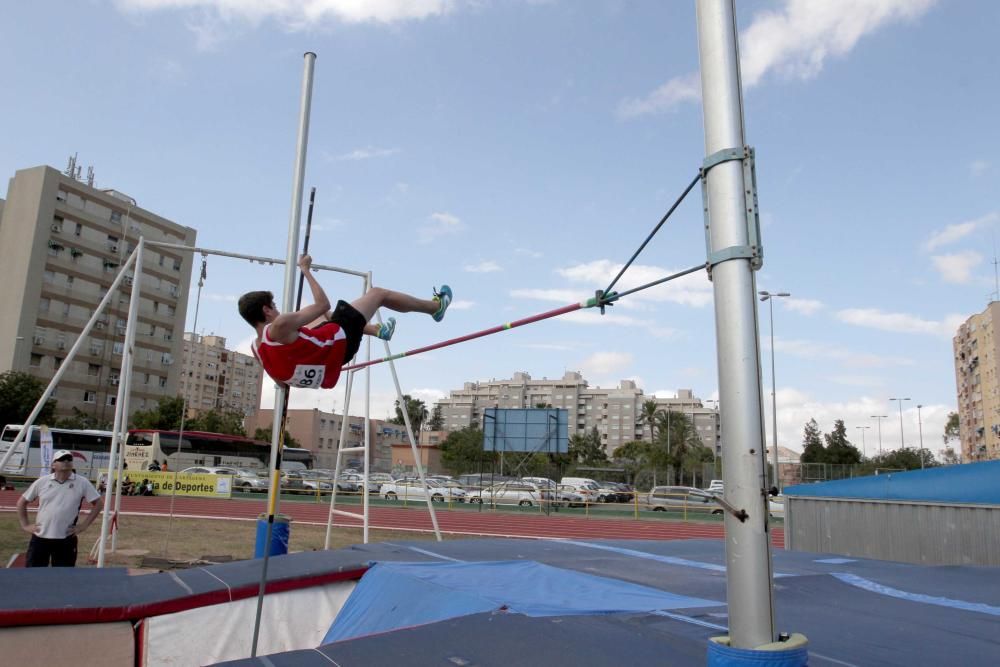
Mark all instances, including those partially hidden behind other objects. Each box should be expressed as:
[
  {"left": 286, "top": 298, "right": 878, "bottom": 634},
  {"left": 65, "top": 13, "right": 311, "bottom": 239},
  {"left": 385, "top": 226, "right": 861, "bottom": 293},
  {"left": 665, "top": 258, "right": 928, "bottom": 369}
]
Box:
[
  {"left": 87, "top": 166, "right": 95, "bottom": 187},
  {"left": 64, "top": 153, "right": 77, "bottom": 178}
]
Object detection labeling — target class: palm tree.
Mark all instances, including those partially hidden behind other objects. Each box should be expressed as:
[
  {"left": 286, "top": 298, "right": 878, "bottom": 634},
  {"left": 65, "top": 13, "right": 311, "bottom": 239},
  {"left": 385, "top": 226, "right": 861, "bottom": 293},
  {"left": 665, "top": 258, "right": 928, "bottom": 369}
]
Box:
[
  {"left": 637, "top": 400, "right": 663, "bottom": 484},
  {"left": 393, "top": 395, "right": 429, "bottom": 434}
]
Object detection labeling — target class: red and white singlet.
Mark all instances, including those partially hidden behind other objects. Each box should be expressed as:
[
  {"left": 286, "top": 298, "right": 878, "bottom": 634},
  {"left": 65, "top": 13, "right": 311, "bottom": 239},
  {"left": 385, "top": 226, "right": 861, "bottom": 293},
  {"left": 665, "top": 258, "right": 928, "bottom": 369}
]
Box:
[{"left": 252, "top": 322, "right": 348, "bottom": 389}]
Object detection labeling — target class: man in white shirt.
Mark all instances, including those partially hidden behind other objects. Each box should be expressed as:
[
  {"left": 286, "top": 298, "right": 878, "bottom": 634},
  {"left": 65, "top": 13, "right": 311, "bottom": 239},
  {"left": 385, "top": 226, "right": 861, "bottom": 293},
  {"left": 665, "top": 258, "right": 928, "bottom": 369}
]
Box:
[{"left": 16, "top": 449, "right": 104, "bottom": 567}]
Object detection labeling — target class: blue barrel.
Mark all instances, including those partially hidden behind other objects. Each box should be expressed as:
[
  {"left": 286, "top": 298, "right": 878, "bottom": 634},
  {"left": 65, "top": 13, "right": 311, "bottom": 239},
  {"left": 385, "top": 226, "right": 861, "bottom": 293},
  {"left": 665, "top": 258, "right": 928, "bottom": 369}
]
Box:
[
  {"left": 254, "top": 513, "right": 291, "bottom": 558},
  {"left": 707, "top": 634, "right": 809, "bottom": 667}
]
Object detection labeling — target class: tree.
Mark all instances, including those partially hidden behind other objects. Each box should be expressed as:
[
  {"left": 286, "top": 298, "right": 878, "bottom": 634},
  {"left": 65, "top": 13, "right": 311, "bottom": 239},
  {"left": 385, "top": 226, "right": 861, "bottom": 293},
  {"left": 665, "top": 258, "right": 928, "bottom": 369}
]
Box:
[
  {"left": 799, "top": 419, "right": 825, "bottom": 463},
  {"left": 655, "top": 411, "right": 703, "bottom": 484},
  {"left": 823, "top": 419, "right": 862, "bottom": 465},
  {"left": 0, "top": 371, "right": 56, "bottom": 428},
  {"left": 637, "top": 400, "right": 661, "bottom": 444},
  {"left": 939, "top": 446, "right": 960, "bottom": 465},
  {"left": 391, "top": 395, "right": 428, "bottom": 433},
  {"left": 866, "top": 447, "right": 934, "bottom": 472},
  {"left": 440, "top": 426, "right": 493, "bottom": 474},
  {"left": 427, "top": 404, "right": 444, "bottom": 431},
  {"left": 568, "top": 427, "right": 608, "bottom": 467},
  {"left": 130, "top": 396, "right": 185, "bottom": 430},
  {"left": 252, "top": 426, "right": 300, "bottom": 448},
  {"left": 613, "top": 440, "right": 654, "bottom": 484},
  {"left": 188, "top": 408, "right": 246, "bottom": 436},
  {"left": 56, "top": 407, "right": 111, "bottom": 430}
]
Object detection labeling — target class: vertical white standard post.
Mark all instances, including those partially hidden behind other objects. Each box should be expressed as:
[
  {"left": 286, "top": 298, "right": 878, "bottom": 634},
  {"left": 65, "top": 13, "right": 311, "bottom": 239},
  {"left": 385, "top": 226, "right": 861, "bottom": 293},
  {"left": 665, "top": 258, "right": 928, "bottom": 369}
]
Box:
[
  {"left": 253, "top": 51, "right": 316, "bottom": 659},
  {"left": 98, "top": 238, "right": 145, "bottom": 567},
  {"left": 696, "top": 0, "right": 776, "bottom": 648}
]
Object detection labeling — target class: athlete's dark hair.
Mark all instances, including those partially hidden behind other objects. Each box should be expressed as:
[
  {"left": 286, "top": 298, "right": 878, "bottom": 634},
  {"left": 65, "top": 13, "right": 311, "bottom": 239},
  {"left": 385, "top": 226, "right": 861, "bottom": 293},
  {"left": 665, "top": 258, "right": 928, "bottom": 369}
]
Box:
[{"left": 238, "top": 291, "right": 274, "bottom": 326}]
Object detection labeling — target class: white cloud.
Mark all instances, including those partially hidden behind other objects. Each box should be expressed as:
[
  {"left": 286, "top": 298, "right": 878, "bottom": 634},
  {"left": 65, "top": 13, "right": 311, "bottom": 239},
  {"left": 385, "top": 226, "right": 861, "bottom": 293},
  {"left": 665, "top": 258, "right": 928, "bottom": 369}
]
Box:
[
  {"left": 577, "top": 351, "right": 633, "bottom": 376},
  {"left": 115, "top": 0, "right": 456, "bottom": 27},
  {"left": 773, "top": 338, "right": 913, "bottom": 368},
  {"left": 619, "top": 0, "right": 937, "bottom": 117},
  {"left": 332, "top": 146, "right": 400, "bottom": 161},
  {"left": 617, "top": 73, "right": 701, "bottom": 118},
  {"left": 417, "top": 212, "right": 465, "bottom": 244},
  {"left": 784, "top": 297, "right": 822, "bottom": 315},
  {"left": 835, "top": 308, "right": 965, "bottom": 337},
  {"left": 463, "top": 260, "right": 502, "bottom": 273},
  {"left": 515, "top": 247, "right": 543, "bottom": 259},
  {"left": 970, "top": 159, "right": 990, "bottom": 177},
  {"left": 923, "top": 212, "right": 998, "bottom": 251},
  {"left": 930, "top": 251, "right": 983, "bottom": 284}
]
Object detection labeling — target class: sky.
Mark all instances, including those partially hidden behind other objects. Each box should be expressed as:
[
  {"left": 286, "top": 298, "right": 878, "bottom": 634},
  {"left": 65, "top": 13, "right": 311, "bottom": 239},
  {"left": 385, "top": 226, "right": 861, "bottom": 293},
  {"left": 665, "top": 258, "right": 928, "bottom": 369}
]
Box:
[{"left": 2, "top": 0, "right": 998, "bottom": 458}]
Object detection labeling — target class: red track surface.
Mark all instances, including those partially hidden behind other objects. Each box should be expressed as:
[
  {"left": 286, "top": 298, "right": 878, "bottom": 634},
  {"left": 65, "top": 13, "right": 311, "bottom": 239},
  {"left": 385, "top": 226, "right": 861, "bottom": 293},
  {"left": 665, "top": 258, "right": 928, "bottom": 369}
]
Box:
[{"left": 1, "top": 491, "right": 784, "bottom": 548}]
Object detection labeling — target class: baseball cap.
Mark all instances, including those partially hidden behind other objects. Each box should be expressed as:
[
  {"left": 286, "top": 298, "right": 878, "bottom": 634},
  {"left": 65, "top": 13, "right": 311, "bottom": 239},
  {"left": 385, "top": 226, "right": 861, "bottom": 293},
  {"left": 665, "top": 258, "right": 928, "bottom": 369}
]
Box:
[{"left": 53, "top": 450, "right": 74, "bottom": 462}]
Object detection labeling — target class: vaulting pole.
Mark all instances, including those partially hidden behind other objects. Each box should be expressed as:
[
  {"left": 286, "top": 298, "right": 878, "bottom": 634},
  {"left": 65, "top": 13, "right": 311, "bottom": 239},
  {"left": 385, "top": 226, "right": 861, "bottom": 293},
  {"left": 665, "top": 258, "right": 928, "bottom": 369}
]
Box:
[{"left": 251, "top": 51, "right": 316, "bottom": 658}]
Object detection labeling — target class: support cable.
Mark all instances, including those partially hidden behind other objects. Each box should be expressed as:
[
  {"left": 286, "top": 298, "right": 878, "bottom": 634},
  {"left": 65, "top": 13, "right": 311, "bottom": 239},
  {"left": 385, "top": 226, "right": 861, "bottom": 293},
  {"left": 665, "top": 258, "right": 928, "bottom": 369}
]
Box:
[
  {"left": 601, "top": 172, "right": 701, "bottom": 299},
  {"left": 342, "top": 263, "right": 704, "bottom": 373}
]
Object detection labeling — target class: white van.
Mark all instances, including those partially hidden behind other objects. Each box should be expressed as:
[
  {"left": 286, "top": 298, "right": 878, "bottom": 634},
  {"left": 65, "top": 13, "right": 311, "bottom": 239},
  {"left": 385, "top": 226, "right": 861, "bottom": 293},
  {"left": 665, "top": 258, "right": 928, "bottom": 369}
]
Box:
[{"left": 561, "top": 477, "right": 598, "bottom": 488}]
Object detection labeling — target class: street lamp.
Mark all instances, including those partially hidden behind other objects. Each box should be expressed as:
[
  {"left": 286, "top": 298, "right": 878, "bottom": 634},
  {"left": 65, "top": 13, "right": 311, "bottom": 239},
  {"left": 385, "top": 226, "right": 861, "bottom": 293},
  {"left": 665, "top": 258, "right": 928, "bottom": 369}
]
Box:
[
  {"left": 855, "top": 425, "right": 871, "bottom": 458},
  {"left": 759, "top": 290, "right": 791, "bottom": 490},
  {"left": 916, "top": 404, "right": 925, "bottom": 469},
  {"left": 889, "top": 397, "right": 911, "bottom": 454},
  {"left": 870, "top": 415, "right": 888, "bottom": 456}
]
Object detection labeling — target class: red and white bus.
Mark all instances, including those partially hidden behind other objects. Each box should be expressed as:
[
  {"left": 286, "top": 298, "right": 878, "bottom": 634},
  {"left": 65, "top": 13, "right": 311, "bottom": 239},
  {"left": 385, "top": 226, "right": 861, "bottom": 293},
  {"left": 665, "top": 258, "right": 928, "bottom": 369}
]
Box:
[
  {"left": 1, "top": 424, "right": 115, "bottom": 480},
  {"left": 124, "top": 430, "right": 313, "bottom": 473}
]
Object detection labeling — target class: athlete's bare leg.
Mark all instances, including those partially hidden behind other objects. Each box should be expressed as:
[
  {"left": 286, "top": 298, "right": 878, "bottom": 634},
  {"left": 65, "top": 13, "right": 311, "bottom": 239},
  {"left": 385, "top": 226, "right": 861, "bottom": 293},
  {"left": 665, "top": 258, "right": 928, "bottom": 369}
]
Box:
[{"left": 348, "top": 287, "right": 438, "bottom": 322}]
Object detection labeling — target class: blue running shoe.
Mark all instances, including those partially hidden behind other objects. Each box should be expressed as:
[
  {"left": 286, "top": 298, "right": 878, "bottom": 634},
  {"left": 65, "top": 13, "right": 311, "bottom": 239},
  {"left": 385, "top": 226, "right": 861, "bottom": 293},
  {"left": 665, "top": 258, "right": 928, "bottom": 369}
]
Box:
[
  {"left": 432, "top": 285, "right": 452, "bottom": 322},
  {"left": 377, "top": 317, "right": 396, "bottom": 341}
]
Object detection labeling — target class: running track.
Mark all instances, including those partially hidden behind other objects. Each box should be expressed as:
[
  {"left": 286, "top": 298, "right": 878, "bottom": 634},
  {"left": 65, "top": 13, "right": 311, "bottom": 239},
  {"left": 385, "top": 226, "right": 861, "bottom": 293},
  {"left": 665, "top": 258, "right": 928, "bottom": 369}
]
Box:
[{"left": 1, "top": 491, "right": 784, "bottom": 548}]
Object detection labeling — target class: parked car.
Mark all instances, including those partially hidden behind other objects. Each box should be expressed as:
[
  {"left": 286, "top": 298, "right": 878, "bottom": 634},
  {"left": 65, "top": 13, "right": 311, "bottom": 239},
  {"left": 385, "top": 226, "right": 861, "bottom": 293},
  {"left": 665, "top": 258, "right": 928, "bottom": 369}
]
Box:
[
  {"left": 298, "top": 470, "right": 333, "bottom": 491},
  {"left": 595, "top": 481, "right": 629, "bottom": 503},
  {"left": 559, "top": 481, "right": 602, "bottom": 504},
  {"left": 339, "top": 472, "right": 381, "bottom": 494},
  {"left": 647, "top": 486, "right": 721, "bottom": 514},
  {"left": 279, "top": 470, "right": 309, "bottom": 493},
  {"left": 382, "top": 479, "right": 467, "bottom": 503},
  {"left": 556, "top": 484, "right": 587, "bottom": 508},
  {"left": 469, "top": 481, "right": 541, "bottom": 507}
]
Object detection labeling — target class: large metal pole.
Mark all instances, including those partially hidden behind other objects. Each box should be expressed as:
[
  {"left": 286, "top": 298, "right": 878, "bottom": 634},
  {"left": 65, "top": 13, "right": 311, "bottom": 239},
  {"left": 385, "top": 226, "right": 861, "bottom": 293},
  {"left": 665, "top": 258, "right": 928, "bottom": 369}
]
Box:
[
  {"left": 696, "top": 0, "right": 775, "bottom": 647},
  {"left": 252, "top": 51, "right": 316, "bottom": 659},
  {"left": 871, "top": 415, "right": 887, "bottom": 456},
  {"left": 767, "top": 298, "right": 778, "bottom": 490}
]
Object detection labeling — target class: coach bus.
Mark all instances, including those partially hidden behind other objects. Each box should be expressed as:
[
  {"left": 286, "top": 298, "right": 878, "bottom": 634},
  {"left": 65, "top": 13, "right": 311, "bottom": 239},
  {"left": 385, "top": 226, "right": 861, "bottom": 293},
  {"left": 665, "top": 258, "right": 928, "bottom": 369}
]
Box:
[
  {"left": 124, "top": 429, "right": 313, "bottom": 473},
  {"left": 0, "top": 424, "right": 115, "bottom": 480}
]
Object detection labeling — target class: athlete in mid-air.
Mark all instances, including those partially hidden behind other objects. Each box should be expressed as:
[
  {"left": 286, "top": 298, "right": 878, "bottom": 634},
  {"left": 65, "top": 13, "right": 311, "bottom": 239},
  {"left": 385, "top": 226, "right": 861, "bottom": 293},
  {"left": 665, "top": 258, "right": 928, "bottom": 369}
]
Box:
[{"left": 239, "top": 254, "right": 451, "bottom": 390}]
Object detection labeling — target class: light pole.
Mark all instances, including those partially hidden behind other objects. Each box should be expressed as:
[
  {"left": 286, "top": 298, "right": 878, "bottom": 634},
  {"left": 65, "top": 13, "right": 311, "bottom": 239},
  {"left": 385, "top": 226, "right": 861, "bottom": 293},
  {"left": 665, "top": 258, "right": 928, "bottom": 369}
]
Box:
[
  {"left": 855, "top": 425, "right": 871, "bottom": 458},
  {"left": 759, "top": 291, "right": 791, "bottom": 490},
  {"left": 871, "top": 415, "right": 888, "bottom": 456},
  {"left": 889, "top": 397, "right": 911, "bottom": 454},
  {"left": 13, "top": 336, "right": 25, "bottom": 371},
  {"left": 916, "top": 404, "right": 925, "bottom": 469}
]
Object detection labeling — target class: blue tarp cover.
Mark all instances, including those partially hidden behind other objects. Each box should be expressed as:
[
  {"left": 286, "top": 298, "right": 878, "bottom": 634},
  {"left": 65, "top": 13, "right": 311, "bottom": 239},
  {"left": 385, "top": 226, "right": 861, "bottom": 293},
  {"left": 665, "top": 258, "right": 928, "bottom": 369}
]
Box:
[
  {"left": 783, "top": 459, "right": 1000, "bottom": 505},
  {"left": 322, "top": 559, "right": 718, "bottom": 644}
]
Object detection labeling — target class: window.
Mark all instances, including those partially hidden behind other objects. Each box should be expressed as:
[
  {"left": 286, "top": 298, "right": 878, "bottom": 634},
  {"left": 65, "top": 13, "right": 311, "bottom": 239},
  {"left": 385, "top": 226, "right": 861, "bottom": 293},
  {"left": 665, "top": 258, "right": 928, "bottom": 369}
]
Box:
[
  {"left": 110, "top": 210, "right": 122, "bottom": 224},
  {"left": 159, "top": 376, "right": 167, "bottom": 388},
  {"left": 173, "top": 259, "right": 181, "bottom": 271},
  {"left": 84, "top": 391, "right": 96, "bottom": 403},
  {"left": 106, "top": 395, "right": 117, "bottom": 406},
  {"left": 113, "top": 342, "right": 124, "bottom": 355},
  {"left": 74, "top": 222, "right": 82, "bottom": 237},
  {"left": 54, "top": 357, "right": 63, "bottom": 369},
  {"left": 29, "top": 354, "right": 42, "bottom": 367},
  {"left": 66, "top": 275, "right": 74, "bottom": 287},
  {"left": 43, "top": 270, "right": 55, "bottom": 283},
  {"left": 39, "top": 298, "right": 50, "bottom": 313},
  {"left": 88, "top": 363, "right": 101, "bottom": 376}
]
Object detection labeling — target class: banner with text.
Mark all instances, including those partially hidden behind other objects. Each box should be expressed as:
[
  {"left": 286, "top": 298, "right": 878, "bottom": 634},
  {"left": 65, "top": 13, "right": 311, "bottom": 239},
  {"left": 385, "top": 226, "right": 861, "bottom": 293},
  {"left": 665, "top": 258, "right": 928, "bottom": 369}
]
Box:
[{"left": 113, "top": 470, "right": 233, "bottom": 498}]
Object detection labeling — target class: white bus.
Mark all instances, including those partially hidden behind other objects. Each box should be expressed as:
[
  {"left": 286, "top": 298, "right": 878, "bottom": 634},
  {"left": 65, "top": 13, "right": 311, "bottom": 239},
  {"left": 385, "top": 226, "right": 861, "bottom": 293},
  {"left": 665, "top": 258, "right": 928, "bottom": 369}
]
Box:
[
  {"left": 1, "top": 424, "right": 116, "bottom": 480},
  {"left": 125, "top": 429, "right": 314, "bottom": 473}
]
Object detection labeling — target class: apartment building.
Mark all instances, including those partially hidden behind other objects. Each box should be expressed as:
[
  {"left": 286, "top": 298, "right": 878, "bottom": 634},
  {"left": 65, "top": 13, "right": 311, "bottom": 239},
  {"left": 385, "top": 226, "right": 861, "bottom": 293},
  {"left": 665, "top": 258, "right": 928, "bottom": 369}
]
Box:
[
  {"left": 0, "top": 163, "right": 196, "bottom": 422},
  {"left": 247, "top": 408, "right": 407, "bottom": 471},
  {"left": 953, "top": 302, "right": 1000, "bottom": 461},
  {"left": 435, "top": 371, "right": 719, "bottom": 456},
  {"left": 178, "top": 333, "right": 263, "bottom": 416}
]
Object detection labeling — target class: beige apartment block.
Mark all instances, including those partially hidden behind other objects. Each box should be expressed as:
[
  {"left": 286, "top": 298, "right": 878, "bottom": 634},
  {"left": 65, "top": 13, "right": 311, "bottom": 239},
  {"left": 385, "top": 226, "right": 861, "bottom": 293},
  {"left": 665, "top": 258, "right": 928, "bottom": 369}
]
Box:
[
  {"left": 179, "top": 333, "right": 263, "bottom": 416},
  {"left": 247, "top": 408, "right": 406, "bottom": 471},
  {"left": 436, "top": 371, "right": 719, "bottom": 456},
  {"left": 953, "top": 302, "right": 1000, "bottom": 461},
  {"left": 0, "top": 164, "right": 196, "bottom": 423}
]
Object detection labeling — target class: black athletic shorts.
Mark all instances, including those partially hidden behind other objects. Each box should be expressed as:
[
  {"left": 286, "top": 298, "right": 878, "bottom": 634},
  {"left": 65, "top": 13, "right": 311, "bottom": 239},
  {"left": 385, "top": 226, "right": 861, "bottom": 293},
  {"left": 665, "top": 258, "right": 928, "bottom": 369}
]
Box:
[
  {"left": 327, "top": 300, "right": 366, "bottom": 362},
  {"left": 26, "top": 534, "right": 78, "bottom": 567}
]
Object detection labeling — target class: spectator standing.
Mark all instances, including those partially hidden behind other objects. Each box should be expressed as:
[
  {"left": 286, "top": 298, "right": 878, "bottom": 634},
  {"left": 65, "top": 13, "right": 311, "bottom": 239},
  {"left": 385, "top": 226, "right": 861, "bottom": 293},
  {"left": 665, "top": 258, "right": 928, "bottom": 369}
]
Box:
[
  {"left": 160, "top": 461, "right": 168, "bottom": 472},
  {"left": 15, "top": 450, "right": 103, "bottom": 567}
]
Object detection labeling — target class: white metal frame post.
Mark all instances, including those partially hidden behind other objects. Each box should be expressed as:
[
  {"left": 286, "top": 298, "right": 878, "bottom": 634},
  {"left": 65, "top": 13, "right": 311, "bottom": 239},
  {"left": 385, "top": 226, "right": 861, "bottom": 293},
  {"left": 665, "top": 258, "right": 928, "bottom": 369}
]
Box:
[
  {"left": 97, "top": 238, "right": 145, "bottom": 567},
  {"left": 696, "top": 0, "right": 776, "bottom": 647}
]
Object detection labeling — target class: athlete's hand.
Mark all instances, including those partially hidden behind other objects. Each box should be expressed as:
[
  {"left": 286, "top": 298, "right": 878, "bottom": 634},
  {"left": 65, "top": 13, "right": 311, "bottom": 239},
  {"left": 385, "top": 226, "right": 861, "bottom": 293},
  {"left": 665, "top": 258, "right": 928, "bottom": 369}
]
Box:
[
  {"left": 297, "top": 254, "right": 313, "bottom": 272},
  {"left": 21, "top": 523, "right": 37, "bottom": 535}
]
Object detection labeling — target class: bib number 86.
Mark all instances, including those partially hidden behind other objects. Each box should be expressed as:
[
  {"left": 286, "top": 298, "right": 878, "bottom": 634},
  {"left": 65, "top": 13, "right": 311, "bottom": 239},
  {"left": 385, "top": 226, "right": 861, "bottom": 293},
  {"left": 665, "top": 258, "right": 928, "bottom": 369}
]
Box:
[{"left": 289, "top": 365, "right": 325, "bottom": 388}]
